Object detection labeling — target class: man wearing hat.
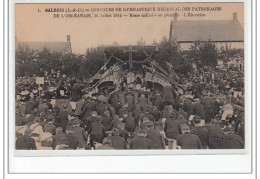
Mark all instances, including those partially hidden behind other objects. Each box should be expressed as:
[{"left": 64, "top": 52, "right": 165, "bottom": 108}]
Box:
[
  {"left": 132, "top": 104, "right": 142, "bottom": 124},
  {"left": 43, "top": 115, "right": 57, "bottom": 135},
  {"left": 81, "top": 97, "right": 98, "bottom": 117},
  {"left": 153, "top": 92, "right": 163, "bottom": 111},
  {"left": 59, "top": 104, "right": 69, "bottom": 131},
  {"left": 101, "top": 110, "right": 112, "bottom": 132},
  {"left": 104, "top": 128, "right": 127, "bottom": 149},
  {"left": 125, "top": 91, "right": 135, "bottom": 111},
  {"left": 52, "top": 127, "right": 69, "bottom": 150},
  {"left": 193, "top": 98, "right": 206, "bottom": 120},
  {"left": 65, "top": 125, "right": 79, "bottom": 150},
  {"left": 151, "top": 106, "right": 161, "bottom": 123},
  {"left": 38, "top": 100, "right": 49, "bottom": 114},
  {"left": 72, "top": 119, "right": 88, "bottom": 149},
  {"left": 201, "top": 94, "right": 215, "bottom": 123},
  {"left": 220, "top": 128, "right": 244, "bottom": 149},
  {"left": 191, "top": 117, "right": 209, "bottom": 149},
  {"left": 84, "top": 111, "right": 97, "bottom": 131},
  {"left": 138, "top": 94, "right": 148, "bottom": 111},
  {"left": 118, "top": 103, "right": 129, "bottom": 118},
  {"left": 16, "top": 128, "right": 37, "bottom": 150},
  {"left": 111, "top": 114, "right": 126, "bottom": 139},
  {"left": 123, "top": 112, "right": 136, "bottom": 134},
  {"left": 206, "top": 119, "right": 225, "bottom": 149},
  {"left": 164, "top": 111, "right": 182, "bottom": 149},
  {"left": 88, "top": 115, "right": 107, "bottom": 145},
  {"left": 146, "top": 121, "right": 165, "bottom": 149},
  {"left": 176, "top": 124, "right": 202, "bottom": 149},
  {"left": 183, "top": 98, "right": 194, "bottom": 117},
  {"left": 15, "top": 109, "right": 24, "bottom": 126},
  {"left": 129, "top": 129, "right": 152, "bottom": 149}
]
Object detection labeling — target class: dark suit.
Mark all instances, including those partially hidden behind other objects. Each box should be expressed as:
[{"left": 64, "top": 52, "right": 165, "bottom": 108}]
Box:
[
  {"left": 146, "top": 129, "right": 165, "bottom": 149},
  {"left": 52, "top": 133, "right": 69, "bottom": 149},
  {"left": 194, "top": 103, "right": 206, "bottom": 119},
  {"left": 66, "top": 133, "right": 79, "bottom": 150},
  {"left": 16, "top": 135, "right": 37, "bottom": 150},
  {"left": 164, "top": 119, "right": 181, "bottom": 140},
  {"left": 183, "top": 99, "right": 194, "bottom": 116},
  {"left": 71, "top": 85, "right": 82, "bottom": 102},
  {"left": 129, "top": 136, "right": 152, "bottom": 149}
]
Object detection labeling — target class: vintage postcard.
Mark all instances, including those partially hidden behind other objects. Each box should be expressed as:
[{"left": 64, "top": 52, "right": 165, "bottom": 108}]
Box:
[{"left": 13, "top": 2, "right": 248, "bottom": 155}]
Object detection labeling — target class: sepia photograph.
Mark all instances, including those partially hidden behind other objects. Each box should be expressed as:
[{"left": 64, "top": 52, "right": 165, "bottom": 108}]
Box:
[{"left": 14, "top": 2, "right": 245, "bottom": 151}]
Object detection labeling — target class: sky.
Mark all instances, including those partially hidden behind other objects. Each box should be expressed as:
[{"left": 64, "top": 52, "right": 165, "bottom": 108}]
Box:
[{"left": 15, "top": 3, "right": 244, "bottom": 54}]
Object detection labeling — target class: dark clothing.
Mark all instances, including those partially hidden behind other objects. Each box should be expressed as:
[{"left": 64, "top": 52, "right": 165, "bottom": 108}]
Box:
[
  {"left": 177, "top": 133, "right": 202, "bottom": 149},
  {"left": 220, "top": 133, "right": 244, "bottom": 149},
  {"left": 84, "top": 116, "right": 96, "bottom": 131},
  {"left": 101, "top": 116, "right": 112, "bottom": 131},
  {"left": 183, "top": 99, "right": 194, "bottom": 116},
  {"left": 146, "top": 129, "right": 165, "bottom": 149},
  {"left": 164, "top": 119, "right": 182, "bottom": 139},
  {"left": 82, "top": 101, "right": 97, "bottom": 117},
  {"left": 43, "top": 122, "right": 56, "bottom": 135},
  {"left": 73, "top": 126, "right": 88, "bottom": 148},
  {"left": 207, "top": 125, "right": 225, "bottom": 149},
  {"left": 201, "top": 96, "right": 215, "bottom": 122},
  {"left": 25, "top": 101, "right": 38, "bottom": 114},
  {"left": 153, "top": 95, "right": 163, "bottom": 110},
  {"left": 66, "top": 133, "right": 79, "bottom": 150},
  {"left": 133, "top": 108, "right": 142, "bottom": 123},
  {"left": 194, "top": 103, "right": 206, "bottom": 119},
  {"left": 109, "top": 136, "right": 127, "bottom": 149},
  {"left": 24, "top": 114, "right": 37, "bottom": 125},
  {"left": 88, "top": 122, "right": 107, "bottom": 144},
  {"left": 52, "top": 133, "right": 69, "bottom": 149},
  {"left": 125, "top": 94, "right": 135, "bottom": 111},
  {"left": 118, "top": 107, "right": 128, "bottom": 118},
  {"left": 151, "top": 110, "right": 161, "bottom": 122},
  {"left": 237, "top": 125, "right": 244, "bottom": 141},
  {"left": 129, "top": 136, "right": 152, "bottom": 149},
  {"left": 15, "top": 114, "right": 24, "bottom": 126},
  {"left": 192, "top": 126, "right": 209, "bottom": 149},
  {"left": 71, "top": 85, "right": 82, "bottom": 102},
  {"left": 178, "top": 110, "right": 189, "bottom": 121},
  {"left": 59, "top": 109, "right": 69, "bottom": 131},
  {"left": 123, "top": 116, "right": 136, "bottom": 132},
  {"left": 162, "top": 86, "right": 175, "bottom": 104},
  {"left": 16, "top": 135, "right": 37, "bottom": 150}
]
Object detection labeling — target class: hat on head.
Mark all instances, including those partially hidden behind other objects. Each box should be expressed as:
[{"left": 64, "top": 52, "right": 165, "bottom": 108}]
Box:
[
  {"left": 24, "top": 128, "right": 32, "bottom": 135},
  {"left": 66, "top": 125, "right": 74, "bottom": 131},
  {"left": 180, "top": 124, "right": 190, "bottom": 132},
  {"left": 73, "top": 119, "right": 82, "bottom": 125},
  {"left": 34, "top": 117, "right": 41, "bottom": 123},
  {"left": 47, "top": 115, "right": 54, "bottom": 121},
  {"left": 193, "top": 116, "right": 201, "bottom": 124},
  {"left": 56, "top": 127, "right": 63, "bottom": 134},
  {"left": 169, "top": 112, "right": 176, "bottom": 119}
]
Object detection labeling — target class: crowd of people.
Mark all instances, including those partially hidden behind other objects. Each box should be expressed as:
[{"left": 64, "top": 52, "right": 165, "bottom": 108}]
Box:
[{"left": 15, "top": 63, "right": 245, "bottom": 150}]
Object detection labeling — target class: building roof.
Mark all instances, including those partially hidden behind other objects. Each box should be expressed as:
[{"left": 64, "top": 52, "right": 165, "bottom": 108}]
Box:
[
  {"left": 16, "top": 41, "right": 72, "bottom": 54},
  {"left": 170, "top": 19, "right": 244, "bottom": 43}
]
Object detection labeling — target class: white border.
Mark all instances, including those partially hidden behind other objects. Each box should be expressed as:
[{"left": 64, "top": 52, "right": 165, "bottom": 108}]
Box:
[{"left": 7, "top": 0, "right": 254, "bottom": 174}]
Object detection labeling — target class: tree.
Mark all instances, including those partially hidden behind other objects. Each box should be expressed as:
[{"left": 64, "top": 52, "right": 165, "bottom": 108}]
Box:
[
  {"left": 154, "top": 36, "right": 192, "bottom": 77},
  {"left": 188, "top": 40, "right": 219, "bottom": 70}
]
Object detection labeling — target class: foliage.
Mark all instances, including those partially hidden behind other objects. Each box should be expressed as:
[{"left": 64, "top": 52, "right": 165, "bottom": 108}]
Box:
[
  {"left": 154, "top": 36, "right": 192, "bottom": 77},
  {"left": 187, "top": 40, "right": 219, "bottom": 69}
]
